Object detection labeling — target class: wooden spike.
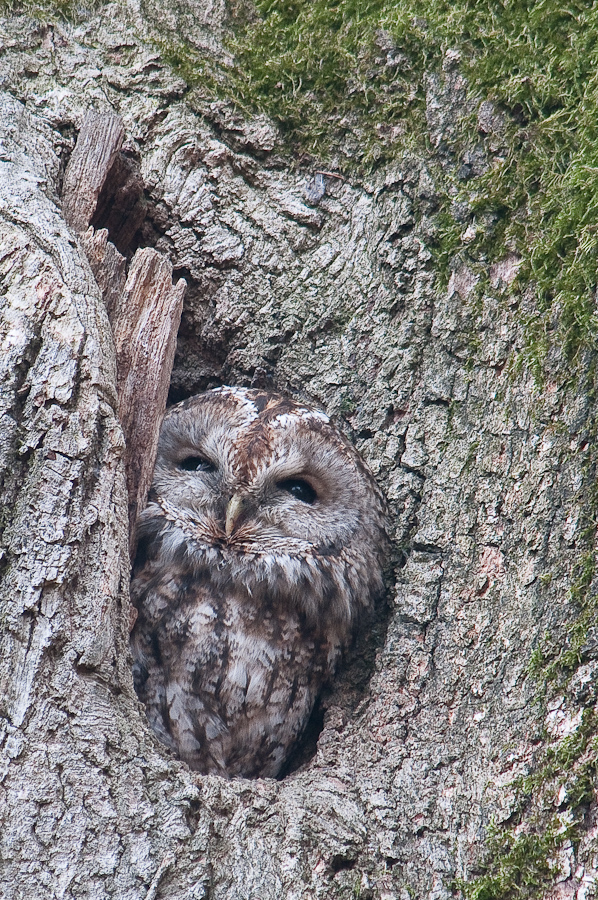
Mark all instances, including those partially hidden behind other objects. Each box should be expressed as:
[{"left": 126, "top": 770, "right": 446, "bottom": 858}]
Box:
[
  {"left": 62, "top": 112, "right": 124, "bottom": 232},
  {"left": 112, "top": 248, "right": 186, "bottom": 556}
]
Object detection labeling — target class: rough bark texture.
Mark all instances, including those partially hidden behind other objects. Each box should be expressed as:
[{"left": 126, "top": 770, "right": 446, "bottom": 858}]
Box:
[
  {"left": 62, "top": 112, "right": 186, "bottom": 551},
  {"left": 0, "top": 5, "right": 597, "bottom": 900},
  {"left": 112, "top": 247, "right": 185, "bottom": 553},
  {"left": 81, "top": 226, "right": 126, "bottom": 323},
  {"left": 61, "top": 111, "right": 125, "bottom": 234}
]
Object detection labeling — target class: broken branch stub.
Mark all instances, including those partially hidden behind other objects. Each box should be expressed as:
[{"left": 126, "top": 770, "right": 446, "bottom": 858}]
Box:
[
  {"left": 62, "top": 112, "right": 186, "bottom": 554},
  {"left": 81, "top": 226, "right": 127, "bottom": 321},
  {"left": 112, "top": 247, "right": 186, "bottom": 555},
  {"left": 62, "top": 111, "right": 125, "bottom": 233}
]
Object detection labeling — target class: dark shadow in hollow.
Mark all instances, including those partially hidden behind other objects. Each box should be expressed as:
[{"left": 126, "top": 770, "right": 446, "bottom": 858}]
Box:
[{"left": 90, "top": 149, "right": 148, "bottom": 258}]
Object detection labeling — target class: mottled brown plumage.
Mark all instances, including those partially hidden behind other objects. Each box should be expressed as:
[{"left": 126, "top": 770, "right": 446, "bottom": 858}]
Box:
[{"left": 130, "top": 387, "right": 388, "bottom": 778}]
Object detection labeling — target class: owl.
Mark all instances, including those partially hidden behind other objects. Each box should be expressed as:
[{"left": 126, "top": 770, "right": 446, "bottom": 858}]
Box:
[{"left": 130, "top": 387, "right": 388, "bottom": 778}]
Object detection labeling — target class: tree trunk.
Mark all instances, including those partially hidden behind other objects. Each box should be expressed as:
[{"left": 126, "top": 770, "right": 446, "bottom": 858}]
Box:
[{"left": 1, "top": 4, "right": 596, "bottom": 899}]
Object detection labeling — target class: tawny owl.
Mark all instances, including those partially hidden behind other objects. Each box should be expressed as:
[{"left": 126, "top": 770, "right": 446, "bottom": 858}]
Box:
[{"left": 130, "top": 387, "right": 388, "bottom": 778}]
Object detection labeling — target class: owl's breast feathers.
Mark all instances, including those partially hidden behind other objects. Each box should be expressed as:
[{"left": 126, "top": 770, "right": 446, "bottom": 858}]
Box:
[{"left": 131, "top": 545, "right": 339, "bottom": 778}]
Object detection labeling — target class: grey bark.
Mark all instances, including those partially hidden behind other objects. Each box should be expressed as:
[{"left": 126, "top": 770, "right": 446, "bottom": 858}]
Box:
[
  {"left": 110, "top": 246, "right": 185, "bottom": 554},
  {"left": 62, "top": 111, "right": 186, "bottom": 553},
  {"left": 61, "top": 112, "right": 125, "bottom": 234},
  {"left": 0, "top": 5, "right": 595, "bottom": 900}
]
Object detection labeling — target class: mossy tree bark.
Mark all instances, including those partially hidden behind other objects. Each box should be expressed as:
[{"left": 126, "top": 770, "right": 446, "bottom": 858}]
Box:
[{"left": 1, "top": 4, "right": 597, "bottom": 900}]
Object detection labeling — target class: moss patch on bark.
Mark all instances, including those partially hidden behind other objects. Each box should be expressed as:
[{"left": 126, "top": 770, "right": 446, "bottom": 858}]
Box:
[{"left": 155, "top": 0, "right": 598, "bottom": 386}]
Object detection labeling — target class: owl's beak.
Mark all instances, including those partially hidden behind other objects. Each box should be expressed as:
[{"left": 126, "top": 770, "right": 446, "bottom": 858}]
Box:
[{"left": 225, "top": 493, "right": 246, "bottom": 537}]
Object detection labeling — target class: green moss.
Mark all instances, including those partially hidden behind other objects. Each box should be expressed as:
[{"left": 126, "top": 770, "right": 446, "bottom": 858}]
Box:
[
  {"left": 162, "top": 0, "right": 436, "bottom": 167},
  {"left": 10, "top": 0, "right": 598, "bottom": 380},
  {"left": 214, "top": 0, "right": 435, "bottom": 165},
  {"left": 338, "top": 396, "right": 357, "bottom": 416},
  {"left": 459, "top": 538, "right": 598, "bottom": 900},
  {"left": 0, "top": 0, "right": 103, "bottom": 22},
  {"left": 455, "top": 824, "right": 561, "bottom": 900},
  {"left": 153, "top": 0, "right": 598, "bottom": 383},
  {"left": 456, "top": 708, "right": 598, "bottom": 899}
]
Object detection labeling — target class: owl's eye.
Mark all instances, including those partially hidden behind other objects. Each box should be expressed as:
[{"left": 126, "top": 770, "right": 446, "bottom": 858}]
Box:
[
  {"left": 277, "top": 478, "right": 317, "bottom": 504},
  {"left": 178, "top": 456, "right": 216, "bottom": 473}
]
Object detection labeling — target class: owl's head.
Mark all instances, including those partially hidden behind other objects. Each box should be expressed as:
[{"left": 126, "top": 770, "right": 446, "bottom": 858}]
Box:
[{"left": 139, "top": 387, "right": 388, "bottom": 628}]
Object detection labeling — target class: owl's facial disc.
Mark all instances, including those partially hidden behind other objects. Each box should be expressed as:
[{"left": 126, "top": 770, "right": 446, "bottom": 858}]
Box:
[{"left": 152, "top": 387, "right": 385, "bottom": 555}]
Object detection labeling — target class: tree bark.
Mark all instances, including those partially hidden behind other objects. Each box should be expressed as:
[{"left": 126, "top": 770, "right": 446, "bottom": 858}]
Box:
[
  {"left": 111, "top": 247, "right": 185, "bottom": 555},
  {"left": 0, "top": 5, "right": 596, "bottom": 900},
  {"left": 62, "top": 112, "right": 186, "bottom": 554}
]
